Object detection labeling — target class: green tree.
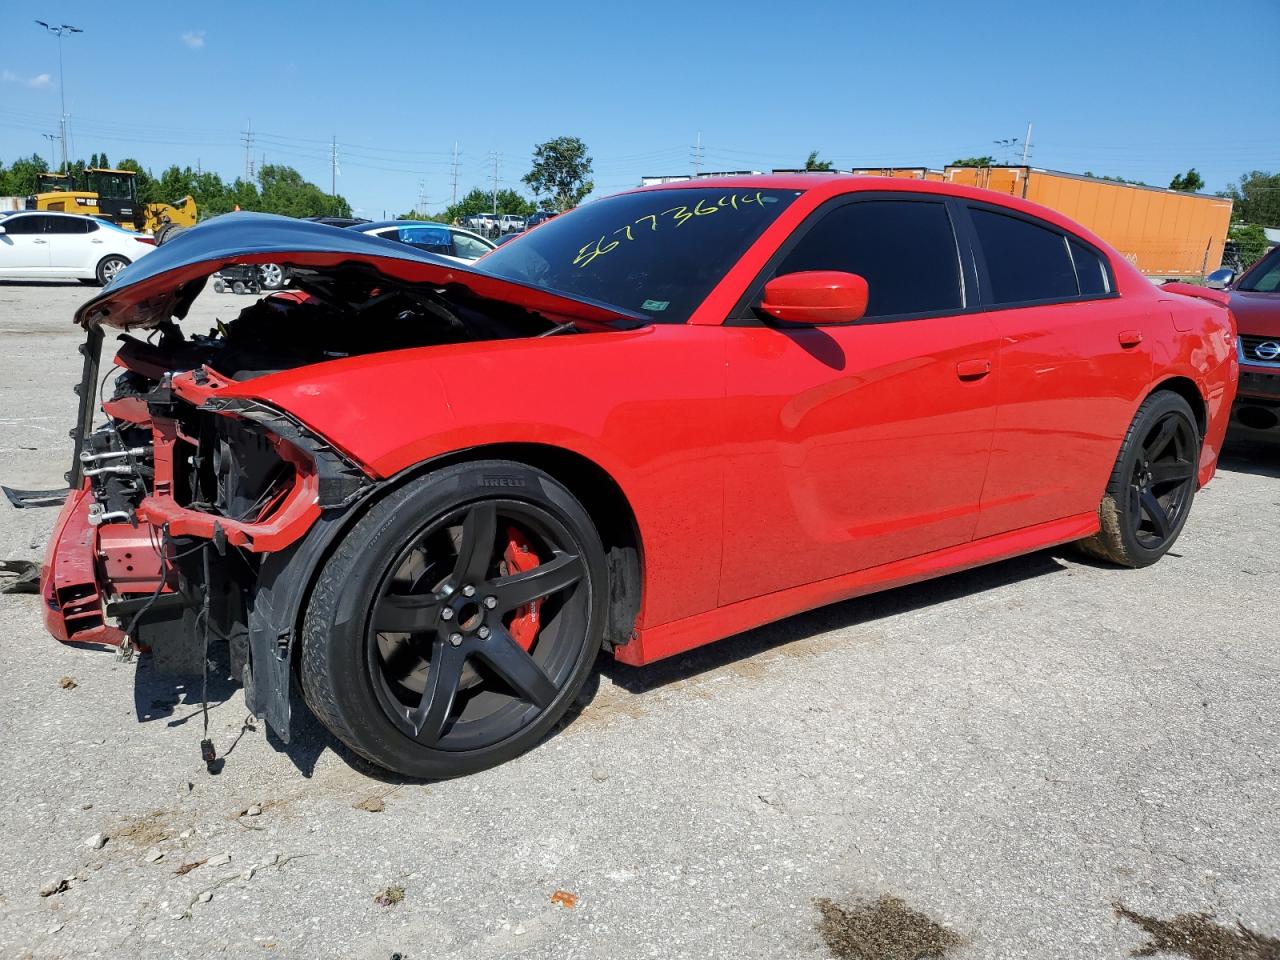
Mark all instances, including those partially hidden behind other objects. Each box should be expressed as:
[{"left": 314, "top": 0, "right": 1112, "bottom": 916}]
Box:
[
  {"left": 1169, "top": 168, "right": 1204, "bottom": 192},
  {"left": 0, "top": 153, "right": 50, "bottom": 195},
  {"left": 1223, "top": 170, "right": 1280, "bottom": 227},
  {"left": 1082, "top": 170, "right": 1151, "bottom": 186},
  {"left": 523, "top": 136, "right": 593, "bottom": 212},
  {"left": 1228, "top": 223, "right": 1269, "bottom": 269},
  {"left": 257, "top": 164, "right": 351, "bottom": 218},
  {"left": 952, "top": 156, "right": 996, "bottom": 168},
  {"left": 434, "top": 186, "right": 534, "bottom": 225},
  {"left": 804, "top": 151, "right": 833, "bottom": 172}
]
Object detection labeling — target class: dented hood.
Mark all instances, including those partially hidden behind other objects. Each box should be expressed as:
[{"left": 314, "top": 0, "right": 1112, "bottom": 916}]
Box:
[{"left": 74, "top": 212, "right": 648, "bottom": 331}]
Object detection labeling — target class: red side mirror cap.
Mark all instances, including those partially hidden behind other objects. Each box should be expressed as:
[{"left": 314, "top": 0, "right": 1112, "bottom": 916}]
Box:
[{"left": 760, "top": 271, "right": 869, "bottom": 325}]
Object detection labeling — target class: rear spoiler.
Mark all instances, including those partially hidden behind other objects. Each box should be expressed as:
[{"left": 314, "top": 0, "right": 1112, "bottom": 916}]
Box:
[{"left": 1159, "top": 281, "right": 1231, "bottom": 307}]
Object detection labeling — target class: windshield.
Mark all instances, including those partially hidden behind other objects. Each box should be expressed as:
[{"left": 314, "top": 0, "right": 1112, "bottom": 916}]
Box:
[
  {"left": 1238, "top": 246, "right": 1280, "bottom": 293},
  {"left": 479, "top": 187, "right": 798, "bottom": 323}
]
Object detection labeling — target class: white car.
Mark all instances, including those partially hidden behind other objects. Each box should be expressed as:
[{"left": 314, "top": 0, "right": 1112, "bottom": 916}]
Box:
[
  {"left": 0, "top": 210, "right": 156, "bottom": 285},
  {"left": 497, "top": 213, "right": 525, "bottom": 234},
  {"left": 354, "top": 220, "right": 496, "bottom": 263}
]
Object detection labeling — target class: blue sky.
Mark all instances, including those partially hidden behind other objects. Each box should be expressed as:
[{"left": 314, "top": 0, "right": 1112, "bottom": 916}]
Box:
[{"left": 2, "top": 0, "right": 1276, "bottom": 217}]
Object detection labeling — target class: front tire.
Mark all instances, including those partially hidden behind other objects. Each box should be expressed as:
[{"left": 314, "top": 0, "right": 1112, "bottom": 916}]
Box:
[
  {"left": 300, "top": 460, "right": 607, "bottom": 778},
  {"left": 1078, "top": 391, "right": 1200, "bottom": 567},
  {"left": 95, "top": 255, "right": 130, "bottom": 286}
]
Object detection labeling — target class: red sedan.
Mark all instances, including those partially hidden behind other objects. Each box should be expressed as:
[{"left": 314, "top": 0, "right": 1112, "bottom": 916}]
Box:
[{"left": 32, "top": 175, "right": 1237, "bottom": 778}]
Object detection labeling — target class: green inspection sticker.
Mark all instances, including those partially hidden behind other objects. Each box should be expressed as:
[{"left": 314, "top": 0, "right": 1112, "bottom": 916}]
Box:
[{"left": 641, "top": 299, "right": 670, "bottom": 311}]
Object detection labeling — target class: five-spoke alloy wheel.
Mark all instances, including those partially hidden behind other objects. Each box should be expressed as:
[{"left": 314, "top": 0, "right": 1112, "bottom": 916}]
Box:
[
  {"left": 1079, "top": 390, "right": 1200, "bottom": 568},
  {"left": 301, "top": 460, "right": 606, "bottom": 778}
]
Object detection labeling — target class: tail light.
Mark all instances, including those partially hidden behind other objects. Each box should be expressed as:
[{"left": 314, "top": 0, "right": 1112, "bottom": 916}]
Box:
[{"left": 135, "top": 236, "right": 157, "bottom": 246}]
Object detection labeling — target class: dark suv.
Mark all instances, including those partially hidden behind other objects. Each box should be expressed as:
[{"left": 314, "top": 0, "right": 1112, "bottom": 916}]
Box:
[{"left": 1209, "top": 247, "right": 1280, "bottom": 435}]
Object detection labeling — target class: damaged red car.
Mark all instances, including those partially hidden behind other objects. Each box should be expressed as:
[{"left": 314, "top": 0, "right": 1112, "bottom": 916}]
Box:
[{"left": 26, "top": 175, "right": 1238, "bottom": 778}]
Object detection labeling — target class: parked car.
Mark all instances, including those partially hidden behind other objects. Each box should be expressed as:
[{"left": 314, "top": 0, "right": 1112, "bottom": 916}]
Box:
[
  {"left": 0, "top": 210, "right": 155, "bottom": 285},
  {"left": 29, "top": 175, "right": 1236, "bottom": 779},
  {"left": 497, "top": 214, "right": 525, "bottom": 234},
  {"left": 1204, "top": 247, "right": 1280, "bottom": 435},
  {"left": 353, "top": 220, "right": 496, "bottom": 263},
  {"left": 462, "top": 212, "right": 497, "bottom": 233},
  {"left": 525, "top": 210, "right": 556, "bottom": 229}
]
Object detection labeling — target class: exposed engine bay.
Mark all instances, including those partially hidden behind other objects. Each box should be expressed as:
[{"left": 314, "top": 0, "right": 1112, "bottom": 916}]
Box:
[{"left": 51, "top": 262, "right": 571, "bottom": 728}]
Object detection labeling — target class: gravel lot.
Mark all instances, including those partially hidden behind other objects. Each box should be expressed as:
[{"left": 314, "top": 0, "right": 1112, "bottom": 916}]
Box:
[{"left": 1, "top": 279, "right": 1277, "bottom": 959}]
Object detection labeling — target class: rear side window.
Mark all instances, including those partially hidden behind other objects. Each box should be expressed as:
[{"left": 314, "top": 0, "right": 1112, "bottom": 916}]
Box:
[
  {"left": 46, "top": 217, "right": 90, "bottom": 234},
  {"left": 1068, "top": 239, "right": 1110, "bottom": 296},
  {"left": 774, "top": 199, "right": 962, "bottom": 318},
  {"left": 971, "top": 208, "right": 1078, "bottom": 304}
]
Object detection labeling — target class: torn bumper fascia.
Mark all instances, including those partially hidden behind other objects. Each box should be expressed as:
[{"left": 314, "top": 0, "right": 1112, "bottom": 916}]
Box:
[{"left": 41, "top": 484, "right": 125, "bottom": 647}]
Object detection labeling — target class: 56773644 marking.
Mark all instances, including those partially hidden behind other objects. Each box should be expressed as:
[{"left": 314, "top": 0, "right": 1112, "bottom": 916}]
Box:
[{"left": 572, "top": 192, "right": 773, "bottom": 268}]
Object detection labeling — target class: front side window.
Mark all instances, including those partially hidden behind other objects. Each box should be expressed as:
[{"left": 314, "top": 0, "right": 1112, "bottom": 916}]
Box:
[
  {"left": 1238, "top": 247, "right": 1280, "bottom": 293},
  {"left": 772, "top": 199, "right": 963, "bottom": 318},
  {"left": 1, "top": 215, "right": 46, "bottom": 235},
  {"left": 481, "top": 187, "right": 798, "bottom": 323},
  {"left": 971, "top": 207, "right": 1078, "bottom": 304}
]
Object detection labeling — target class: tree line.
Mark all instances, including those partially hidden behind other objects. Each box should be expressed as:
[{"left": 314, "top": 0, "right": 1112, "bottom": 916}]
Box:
[{"left": 0, "top": 151, "right": 352, "bottom": 219}]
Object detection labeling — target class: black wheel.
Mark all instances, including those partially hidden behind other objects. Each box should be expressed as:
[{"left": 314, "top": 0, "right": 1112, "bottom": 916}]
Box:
[
  {"left": 300, "top": 460, "right": 607, "bottom": 778},
  {"left": 1078, "top": 391, "right": 1200, "bottom": 567},
  {"left": 231, "top": 280, "right": 247, "bottom": 295},
  {"left": 157, "top": 225, "right": 185, "bottom": 245},
  {"left": 95, "top": 255, "right": 130, "bottom": 286},
  {"left": 213, "top": 279, "right": 226, "bottom": 293},
  {"left": 258, "top": 263, "right": 286, "bottom": 289}
]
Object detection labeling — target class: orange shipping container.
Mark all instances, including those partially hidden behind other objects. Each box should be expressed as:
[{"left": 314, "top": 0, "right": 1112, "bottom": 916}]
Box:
[{"left": 940, "top": 166, "right": 1232, "bottom": 277}]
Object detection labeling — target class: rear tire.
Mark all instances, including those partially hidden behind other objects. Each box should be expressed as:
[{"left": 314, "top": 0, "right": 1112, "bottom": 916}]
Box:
[
  {"left": 95, "top": 255, "right": 130, "bottom": 286},
  {"left": 157, "top": 225, "right": 185, "bottom": 245},
  {"left": 231, "top": 281, "right": 246, "bottom": 295},
  {"left": 1077, "top": 391, "right": 1200, "bottom": 568},
  {"left": 259, "top": 263, "right": 286, "bottom": 289},
  {"left": 300, "top": 460, "right": 607, "bottom": 778}
]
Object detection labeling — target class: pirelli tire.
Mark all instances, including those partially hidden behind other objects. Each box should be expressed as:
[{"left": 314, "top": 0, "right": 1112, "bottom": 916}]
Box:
[{"left": 300, "top": 460, "right": 607, "bottom": 779}]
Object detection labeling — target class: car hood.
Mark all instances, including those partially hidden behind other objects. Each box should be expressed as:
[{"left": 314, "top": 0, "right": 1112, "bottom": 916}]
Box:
[
  {"left": 73, "top": 212, "right": 648, "bottom": 331},
  {"left": 1228, "top": 290, "right": 1280, "bottom": 338}
]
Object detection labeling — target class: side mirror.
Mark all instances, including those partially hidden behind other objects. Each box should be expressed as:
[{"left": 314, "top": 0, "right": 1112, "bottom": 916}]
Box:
[
  {"left": 0, "top": 225, "right": 6, "bottom": 235},
  {"left": 760, "top": 271, "right": 869, "bottom": 325},
  {"left": 1205, "top": 267, "right": 1235, "bottom": 290}
]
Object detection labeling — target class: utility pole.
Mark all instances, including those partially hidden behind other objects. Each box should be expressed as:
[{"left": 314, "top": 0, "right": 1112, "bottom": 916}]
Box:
[
  {"left": 330, "top": 135, "right": 339, "bottom": 212},
  {"left": 451, "top": 141, "right": 460, "bottom": 205},
  {"left": 417, "top": 180, "right": 428, "bottom": 217},
  {"left": 691, "top": 131, "right": 704, "bottom": 176},
  {"left": 242, "top": 120, "right": 255, "bottom": 181},
  {"left": 1021, "top": 121, "right": 1033, "bottom": 166},
  {"left": 41, "top": 132, "right": 59, "bottom": 171},
  {"left": 35, "top": 21, "right": 82, "bottom": 173},
  {"left": 490, "top": 151, "right": 500, "bottom": 214}
]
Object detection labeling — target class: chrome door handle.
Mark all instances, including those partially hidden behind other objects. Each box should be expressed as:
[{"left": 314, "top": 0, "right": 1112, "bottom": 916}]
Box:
[
  {"left": 33, "top": 239, "right": 48, "bottom": 244},
  {"left": 90, "top": 239, "right": 104, "bottom": 244}
]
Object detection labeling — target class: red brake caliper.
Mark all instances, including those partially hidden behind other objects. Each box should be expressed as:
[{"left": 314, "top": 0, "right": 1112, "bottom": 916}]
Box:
[{"left": 502, "top": 526, "right": 542, "bottom": 651}]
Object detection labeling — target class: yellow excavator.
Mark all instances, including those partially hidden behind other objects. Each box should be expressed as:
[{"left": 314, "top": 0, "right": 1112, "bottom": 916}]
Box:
[{"left": 27, "top": 169, "right": 197, "bottom": 243}]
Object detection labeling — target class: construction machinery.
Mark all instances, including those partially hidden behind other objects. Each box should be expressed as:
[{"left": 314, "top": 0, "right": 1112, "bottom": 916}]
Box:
[{"left": 24, "top": 168, "right": 197, "bottom": 242}]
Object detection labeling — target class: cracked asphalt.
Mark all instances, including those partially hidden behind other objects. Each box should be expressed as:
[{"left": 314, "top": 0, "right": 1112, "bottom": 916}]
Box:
[{"left": 1, "top": 280, "right": 1277, "bottom": 958}]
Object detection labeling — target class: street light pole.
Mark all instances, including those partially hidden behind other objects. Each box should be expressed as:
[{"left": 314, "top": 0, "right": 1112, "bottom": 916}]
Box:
[{"left": 34, "top": 21, "right": 83, "bottom": 173}]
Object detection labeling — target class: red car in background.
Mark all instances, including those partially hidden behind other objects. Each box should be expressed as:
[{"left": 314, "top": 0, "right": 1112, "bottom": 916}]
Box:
[
  {"left": 1207, "top": 246, "right": 1280, "bottom": 435},
  {"left": 26, "top": 175, "right": 1236, "bottom": 778}
]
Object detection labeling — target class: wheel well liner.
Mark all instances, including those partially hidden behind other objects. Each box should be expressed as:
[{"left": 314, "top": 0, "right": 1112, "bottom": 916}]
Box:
[{"left": 1148, "top": 376, "right": 1207, "bottom": 437}]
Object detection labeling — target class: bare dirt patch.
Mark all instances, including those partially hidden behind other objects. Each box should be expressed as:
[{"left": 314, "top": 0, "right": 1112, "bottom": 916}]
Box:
[
  {"left": 815, "top": 894, "right": 961, "bottom": 960},
  {"left": 1115, "top": 903, "right": 1280, "bottom": 959}
]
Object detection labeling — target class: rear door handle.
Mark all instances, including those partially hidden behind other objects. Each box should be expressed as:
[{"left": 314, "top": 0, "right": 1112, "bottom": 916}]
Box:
[
  {"left": 1118, "top": 330, "right": 1143, "bottom": 347},
  {"left": 33, "top": 239, "right": 48, "bottom": 244},
  {"left": 956, "top": 358, "right": 992, "bottom": 381},
  {"left": 90, "top": 239, "right": 104, "bottom": 244}
]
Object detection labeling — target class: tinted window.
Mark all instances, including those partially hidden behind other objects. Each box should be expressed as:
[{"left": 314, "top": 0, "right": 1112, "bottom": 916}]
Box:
[
  {"left": 481, "top": 187, "right": 797, "bottom": 323},
  {"left": 2, "top": 215, "right": 45, "bottom": 235},
  {"left": 773, "top": 199, "right": 962, "bottom": 318},
  {"left": 1068, "top": 239, "right": 1110, "bottom": 296},
  {"left": 1238, "top": 246, "right": 1280, "bottom": 293},
  {"left": 47, "top": 216, "right": 90, "bottom": 234},
  {"left": 971, "top": 208, "right": 1077, "bottom": 304}
]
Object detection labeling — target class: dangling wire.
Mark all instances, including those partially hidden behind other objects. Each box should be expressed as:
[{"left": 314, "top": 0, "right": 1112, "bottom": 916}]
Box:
[{"left": 198, "top": 542, "right": 217, "bottom": 773}]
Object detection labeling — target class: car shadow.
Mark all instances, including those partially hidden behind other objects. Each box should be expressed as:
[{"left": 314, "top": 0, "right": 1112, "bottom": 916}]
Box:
[
  {"left": 594, "top": 548, "right": 1069, "bottom": 696},
  {"left": 1219, "top": 435, "right": 1280, "bottom": 479},
  {"left": 0, "top": 279, "right": 86, "bottom": 287}
]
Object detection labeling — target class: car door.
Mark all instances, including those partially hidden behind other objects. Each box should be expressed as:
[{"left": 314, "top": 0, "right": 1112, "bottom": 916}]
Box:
[
  {"left": 450, "top": 230, "right": 494, "bottom": 262},
  {"left": 960, "top": 203, "right": 1155, "bottom": 539},
  {"left": 45, "top": 215, "right": 94, "bottom": 273},
  {"left": 719, "top": 194, "right": 999, "bottom": 605},
  {"left": 0, "top": 214, "right": 53, "bottom": 274}
]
